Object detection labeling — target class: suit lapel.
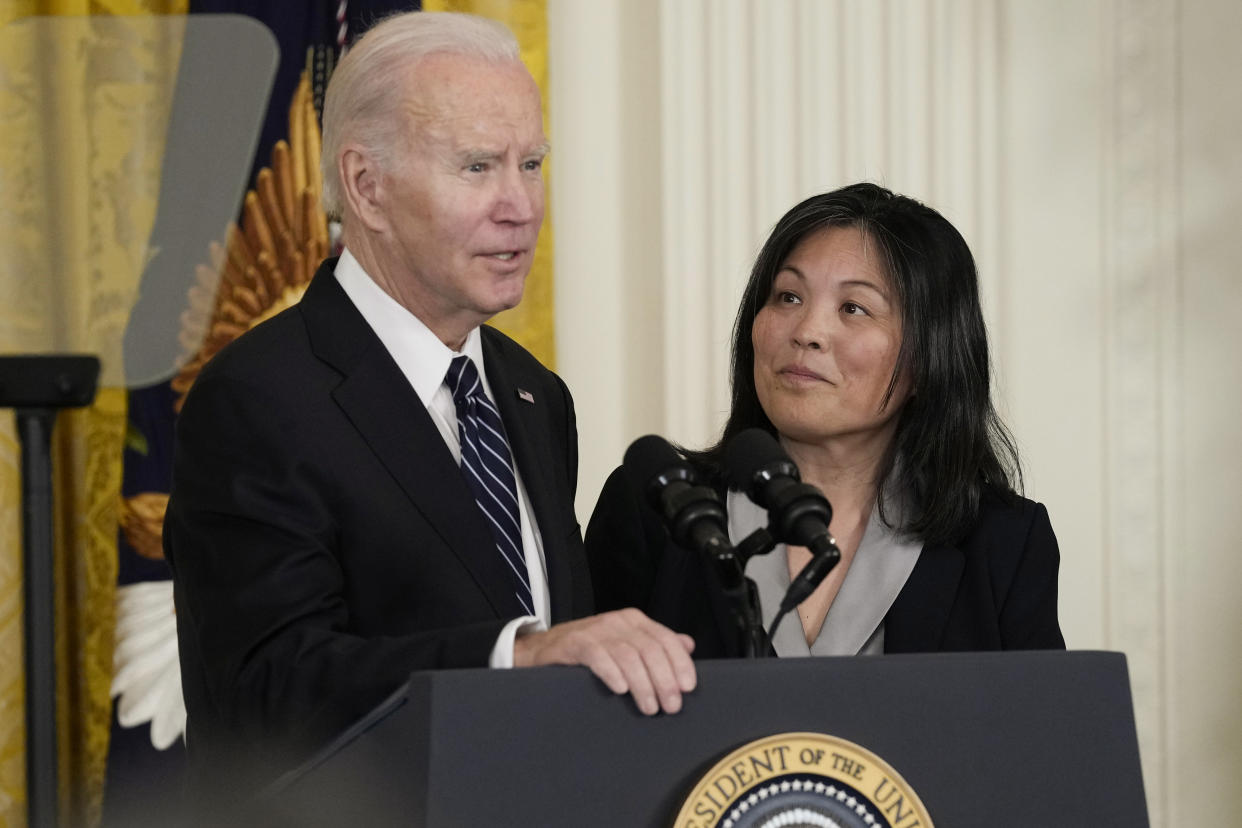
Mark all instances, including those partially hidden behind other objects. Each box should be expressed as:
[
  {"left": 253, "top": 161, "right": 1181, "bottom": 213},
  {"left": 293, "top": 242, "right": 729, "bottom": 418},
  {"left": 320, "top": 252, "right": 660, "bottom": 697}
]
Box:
[
  {"left": 481, "top": 330, "right": 575, "bottom": 623},
  {"left": 886, "top": 542, "right": 965, "bottom": 651},
  {"left": 298, "top": 266, "right": 529, "bottom": 619}
]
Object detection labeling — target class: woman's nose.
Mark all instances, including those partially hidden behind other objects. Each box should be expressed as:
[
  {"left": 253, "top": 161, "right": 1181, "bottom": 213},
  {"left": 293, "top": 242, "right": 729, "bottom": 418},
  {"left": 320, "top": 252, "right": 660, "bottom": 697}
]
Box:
[
  {"left": 793, "top": 335, "right": 822, "bottom": 350},
  {"left": 791, "top": 312, "right": 829, "bottom": 351}
]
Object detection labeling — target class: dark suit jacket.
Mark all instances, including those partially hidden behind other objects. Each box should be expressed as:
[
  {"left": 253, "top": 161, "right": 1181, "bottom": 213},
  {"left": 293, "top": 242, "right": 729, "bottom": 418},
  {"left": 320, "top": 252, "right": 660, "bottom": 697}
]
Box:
[
  {"left": 164, "top": 259, "right": 592, "bottom": 785},
  {"left": 585, "top": 465, "right": 1065, "bottom": 658}
]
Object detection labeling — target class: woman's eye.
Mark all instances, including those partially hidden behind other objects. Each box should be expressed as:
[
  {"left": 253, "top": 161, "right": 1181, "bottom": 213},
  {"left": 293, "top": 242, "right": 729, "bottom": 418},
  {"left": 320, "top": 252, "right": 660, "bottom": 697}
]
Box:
[
  {"left": 842, "top": 301, "right": 868, "bottom": 316},
  {"left": 775, "top": 291, "right": 801, "bottom": 305}
]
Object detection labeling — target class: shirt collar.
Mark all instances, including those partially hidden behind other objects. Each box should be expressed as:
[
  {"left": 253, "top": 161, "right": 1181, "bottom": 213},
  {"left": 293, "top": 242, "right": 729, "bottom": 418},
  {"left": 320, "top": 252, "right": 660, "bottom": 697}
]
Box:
[{"left": 333, "top": 248, "right": 488, "bottom": 407}]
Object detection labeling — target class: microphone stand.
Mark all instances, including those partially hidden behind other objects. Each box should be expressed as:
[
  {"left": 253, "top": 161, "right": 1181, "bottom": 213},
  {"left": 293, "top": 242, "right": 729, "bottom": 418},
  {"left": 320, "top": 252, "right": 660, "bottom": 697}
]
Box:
[
  {"left": 729, "top": 528, "right": 777, "bottom": 658},
  {"left": 726, "top": 526, "right": 843, "bottom": 655}
]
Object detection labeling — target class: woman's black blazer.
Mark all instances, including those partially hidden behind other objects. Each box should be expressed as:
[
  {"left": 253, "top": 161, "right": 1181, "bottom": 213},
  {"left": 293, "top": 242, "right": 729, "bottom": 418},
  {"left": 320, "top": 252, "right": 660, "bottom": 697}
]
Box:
[{"left": 585, "top": 467, "right": 1066, "bottom": 657}]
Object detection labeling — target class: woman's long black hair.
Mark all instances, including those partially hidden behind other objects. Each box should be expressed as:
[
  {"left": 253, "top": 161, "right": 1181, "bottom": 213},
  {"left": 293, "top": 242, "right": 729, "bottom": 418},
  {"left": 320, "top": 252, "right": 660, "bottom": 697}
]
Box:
[{"left": 689, "top": 183, "right": 1021, "bottom": 546}]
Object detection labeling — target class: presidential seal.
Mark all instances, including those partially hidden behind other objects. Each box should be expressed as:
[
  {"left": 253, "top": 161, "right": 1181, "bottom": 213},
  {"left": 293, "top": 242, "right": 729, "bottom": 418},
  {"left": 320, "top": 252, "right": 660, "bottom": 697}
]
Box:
[{"left": 673, "top": 732, "right": 933, "bottom": 828}]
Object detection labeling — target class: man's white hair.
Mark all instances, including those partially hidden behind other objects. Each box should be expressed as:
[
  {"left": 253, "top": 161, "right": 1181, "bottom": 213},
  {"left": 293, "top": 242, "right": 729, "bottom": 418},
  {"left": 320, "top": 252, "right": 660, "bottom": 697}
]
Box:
[{"left": 319, "top": 11, "right": 522, "bottom": 219}]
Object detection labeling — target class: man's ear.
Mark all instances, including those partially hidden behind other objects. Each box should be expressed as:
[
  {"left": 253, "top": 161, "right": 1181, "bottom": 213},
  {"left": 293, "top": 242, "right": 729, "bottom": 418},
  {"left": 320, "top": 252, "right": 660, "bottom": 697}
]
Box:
[{"left": 338, "top": 146, "right": 388, "bottom": 233}]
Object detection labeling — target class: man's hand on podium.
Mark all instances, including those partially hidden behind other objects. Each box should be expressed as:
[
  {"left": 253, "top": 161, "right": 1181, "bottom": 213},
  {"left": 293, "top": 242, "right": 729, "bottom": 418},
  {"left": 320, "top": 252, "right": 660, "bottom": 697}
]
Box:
[{"left": 514, "top": 608, "right": 696, "bottom": 716}]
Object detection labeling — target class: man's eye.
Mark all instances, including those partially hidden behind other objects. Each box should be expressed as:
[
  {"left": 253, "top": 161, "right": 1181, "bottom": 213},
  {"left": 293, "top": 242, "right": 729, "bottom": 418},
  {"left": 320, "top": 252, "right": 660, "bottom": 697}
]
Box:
[
  {"left": 523, "top": 158, "right": 544, "bottom": 172},
  {"left": 467, "top": 162, "right": 487, "bottom": 173}
]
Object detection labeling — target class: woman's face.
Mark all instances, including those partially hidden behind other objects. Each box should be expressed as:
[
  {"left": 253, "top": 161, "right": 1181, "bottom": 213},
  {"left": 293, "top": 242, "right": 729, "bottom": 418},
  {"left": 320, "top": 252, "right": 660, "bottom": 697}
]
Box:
[{"left": 751, "top": 225, "right": 910, "bottom": 450}]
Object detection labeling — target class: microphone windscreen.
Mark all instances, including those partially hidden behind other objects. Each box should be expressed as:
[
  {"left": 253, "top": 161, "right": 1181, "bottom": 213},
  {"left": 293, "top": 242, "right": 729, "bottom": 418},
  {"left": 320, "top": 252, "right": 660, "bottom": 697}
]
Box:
[
  {"left": 724, "top": 428, "right": 788, "bottom": 491},
  {"left": 622, "top": 434, "right": 684, "bottom": 488}
]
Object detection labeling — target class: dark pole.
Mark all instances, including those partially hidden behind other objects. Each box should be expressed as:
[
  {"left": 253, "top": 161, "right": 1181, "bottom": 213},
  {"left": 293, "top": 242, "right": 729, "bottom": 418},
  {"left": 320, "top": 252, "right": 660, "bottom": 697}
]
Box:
[
  {"left": 0, "top": 355, "right": 101, "bottom": 828},
  {"left": 18, "top": 408, "right": 59, "bottom": 828}
]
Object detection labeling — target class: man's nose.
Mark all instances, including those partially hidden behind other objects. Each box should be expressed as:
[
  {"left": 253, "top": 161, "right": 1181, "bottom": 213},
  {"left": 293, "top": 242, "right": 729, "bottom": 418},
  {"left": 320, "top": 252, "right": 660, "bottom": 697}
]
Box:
[{"left": 494, "top": 167, "right": 540, "bottom": 224}]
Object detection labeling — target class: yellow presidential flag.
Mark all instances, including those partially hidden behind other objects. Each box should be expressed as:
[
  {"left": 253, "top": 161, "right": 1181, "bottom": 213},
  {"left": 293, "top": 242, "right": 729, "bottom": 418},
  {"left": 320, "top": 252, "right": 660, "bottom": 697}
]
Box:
[{"left": 0, "top": 2, "right": 187, "bottom": 826}]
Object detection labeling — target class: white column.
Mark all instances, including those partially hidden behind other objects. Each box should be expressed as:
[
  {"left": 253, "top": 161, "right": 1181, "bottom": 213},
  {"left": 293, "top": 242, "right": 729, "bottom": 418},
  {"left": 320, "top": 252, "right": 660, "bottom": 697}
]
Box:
[
  {"left": 549, "top": 0, "right": 665, "bottom": 519},
  {"left": 1173, "top": 3, "right": 1242, "bottom": 823},
  {"left": 1101, "top": 1, "right": 1181, "bottom": 820}
]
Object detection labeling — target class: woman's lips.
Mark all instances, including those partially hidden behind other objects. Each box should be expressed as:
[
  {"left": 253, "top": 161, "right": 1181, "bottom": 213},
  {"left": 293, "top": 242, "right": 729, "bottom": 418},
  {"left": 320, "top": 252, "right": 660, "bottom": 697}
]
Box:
[{"left": 778, "top": 364, "right": 829, "bottom": 383}]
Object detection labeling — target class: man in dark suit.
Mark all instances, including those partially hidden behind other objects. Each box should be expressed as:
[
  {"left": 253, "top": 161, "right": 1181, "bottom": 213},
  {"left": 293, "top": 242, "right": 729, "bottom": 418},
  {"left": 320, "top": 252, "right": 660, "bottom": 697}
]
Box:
[{"left": 164, "top": 11, "right": 695, "bottom": 792}]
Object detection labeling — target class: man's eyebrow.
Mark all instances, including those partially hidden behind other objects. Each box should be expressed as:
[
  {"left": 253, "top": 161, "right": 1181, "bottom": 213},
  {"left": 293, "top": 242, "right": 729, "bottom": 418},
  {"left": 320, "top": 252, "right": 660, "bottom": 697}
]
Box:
[
  {"left": 460, "top": 148, "right": 502, "bottom": 163},
  {"left": 457, "top": 142, "right": 551, "bottom": 163}
]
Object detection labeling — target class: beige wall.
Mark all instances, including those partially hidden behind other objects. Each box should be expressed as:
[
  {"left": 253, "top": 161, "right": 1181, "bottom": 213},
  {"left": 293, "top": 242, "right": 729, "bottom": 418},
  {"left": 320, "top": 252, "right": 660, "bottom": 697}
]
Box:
[{"left": 549, "top": 1, "right": 1242, "bottom": 824}]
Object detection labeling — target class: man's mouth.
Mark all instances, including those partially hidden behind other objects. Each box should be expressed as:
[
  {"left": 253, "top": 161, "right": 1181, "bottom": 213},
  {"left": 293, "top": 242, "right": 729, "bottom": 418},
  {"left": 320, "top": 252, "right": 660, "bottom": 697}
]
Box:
[{"left": 492, "top": 252, "right": 517, "bottom": 261}]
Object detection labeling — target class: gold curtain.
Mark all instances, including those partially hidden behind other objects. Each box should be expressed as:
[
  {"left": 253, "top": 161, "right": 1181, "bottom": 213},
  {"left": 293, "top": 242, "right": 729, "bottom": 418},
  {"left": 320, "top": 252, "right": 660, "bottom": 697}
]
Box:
[
  {"left": 0, "top": 2, "right": 188, "bottom": 826},
  {"left": 423, "top": 0, "right": 556, "bottom": 369}
]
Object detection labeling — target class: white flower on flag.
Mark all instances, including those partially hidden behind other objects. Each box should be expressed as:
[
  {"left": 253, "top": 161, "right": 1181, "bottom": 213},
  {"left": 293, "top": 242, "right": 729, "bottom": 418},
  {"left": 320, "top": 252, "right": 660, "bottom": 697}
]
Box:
[{"left": 111, "top": 580, "right": 186, "bottom": 750}]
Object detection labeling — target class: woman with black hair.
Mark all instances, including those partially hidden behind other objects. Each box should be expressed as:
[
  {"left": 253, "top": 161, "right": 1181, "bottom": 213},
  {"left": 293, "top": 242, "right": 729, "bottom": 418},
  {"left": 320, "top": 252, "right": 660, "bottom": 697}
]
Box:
[{"left": 585, "top": 183, "right": 1065, "bottom": 657}]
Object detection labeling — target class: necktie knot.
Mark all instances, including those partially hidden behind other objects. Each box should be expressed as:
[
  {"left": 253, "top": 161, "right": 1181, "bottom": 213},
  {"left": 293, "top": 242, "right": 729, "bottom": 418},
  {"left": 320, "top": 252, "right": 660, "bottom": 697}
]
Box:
[{"left": 447, "top": 355, "right": 484, "bottom": 406}]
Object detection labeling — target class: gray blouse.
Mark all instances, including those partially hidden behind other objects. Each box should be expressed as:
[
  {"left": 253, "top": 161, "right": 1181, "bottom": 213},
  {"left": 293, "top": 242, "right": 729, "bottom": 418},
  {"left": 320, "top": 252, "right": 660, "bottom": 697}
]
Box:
[{"left": 726, "top": 490, "right": 922, "bottom": 657}]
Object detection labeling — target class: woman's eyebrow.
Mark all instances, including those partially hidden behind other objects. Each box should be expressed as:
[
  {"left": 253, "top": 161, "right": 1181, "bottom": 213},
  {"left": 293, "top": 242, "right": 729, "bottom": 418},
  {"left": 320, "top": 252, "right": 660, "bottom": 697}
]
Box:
[{"left": 840, "top": 278, "right": 892, "bottom": 300}]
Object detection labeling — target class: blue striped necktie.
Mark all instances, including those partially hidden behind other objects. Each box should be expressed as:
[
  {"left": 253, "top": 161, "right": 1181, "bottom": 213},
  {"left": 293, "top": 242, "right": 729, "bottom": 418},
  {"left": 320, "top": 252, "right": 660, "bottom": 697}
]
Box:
[{"left": 446, "top": 355, "right": 534, "bottom": 616}]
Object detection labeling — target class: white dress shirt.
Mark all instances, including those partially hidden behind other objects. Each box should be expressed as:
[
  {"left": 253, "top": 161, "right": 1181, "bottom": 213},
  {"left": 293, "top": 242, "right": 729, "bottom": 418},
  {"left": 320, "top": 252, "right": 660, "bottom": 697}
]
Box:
[{"left": 334, "top": 249, "right": 549, "bottom": 667}]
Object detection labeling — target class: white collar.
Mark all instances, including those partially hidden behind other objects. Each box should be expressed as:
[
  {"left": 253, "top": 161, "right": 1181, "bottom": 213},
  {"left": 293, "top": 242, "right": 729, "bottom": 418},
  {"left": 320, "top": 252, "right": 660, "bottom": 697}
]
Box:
[{"left": 333, "top": 248, "right": 488, "bottom": 406}]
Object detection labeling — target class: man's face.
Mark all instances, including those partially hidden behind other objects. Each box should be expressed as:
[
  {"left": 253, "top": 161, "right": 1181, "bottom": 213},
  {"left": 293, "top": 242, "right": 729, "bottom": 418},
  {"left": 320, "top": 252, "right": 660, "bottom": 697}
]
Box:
[{"left": 377, "top": 53, "right": 547, "bottom": 342}]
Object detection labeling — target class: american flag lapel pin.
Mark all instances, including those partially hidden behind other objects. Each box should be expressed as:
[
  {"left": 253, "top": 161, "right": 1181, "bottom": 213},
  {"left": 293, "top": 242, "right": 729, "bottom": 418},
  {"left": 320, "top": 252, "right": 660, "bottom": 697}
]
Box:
[{"left": 517, "top": 388, "right": 535, "bottom": 404}]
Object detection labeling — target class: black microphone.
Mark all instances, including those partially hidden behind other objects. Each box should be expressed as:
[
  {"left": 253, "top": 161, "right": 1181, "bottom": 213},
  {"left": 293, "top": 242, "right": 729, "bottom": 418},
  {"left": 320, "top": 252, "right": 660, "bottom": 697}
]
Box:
[
  {"left": 725, "top": 428, "right": 841, "bottom": 620},
  {"left": 623, "top": 435, "right": 735, "bottom": 570}
]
